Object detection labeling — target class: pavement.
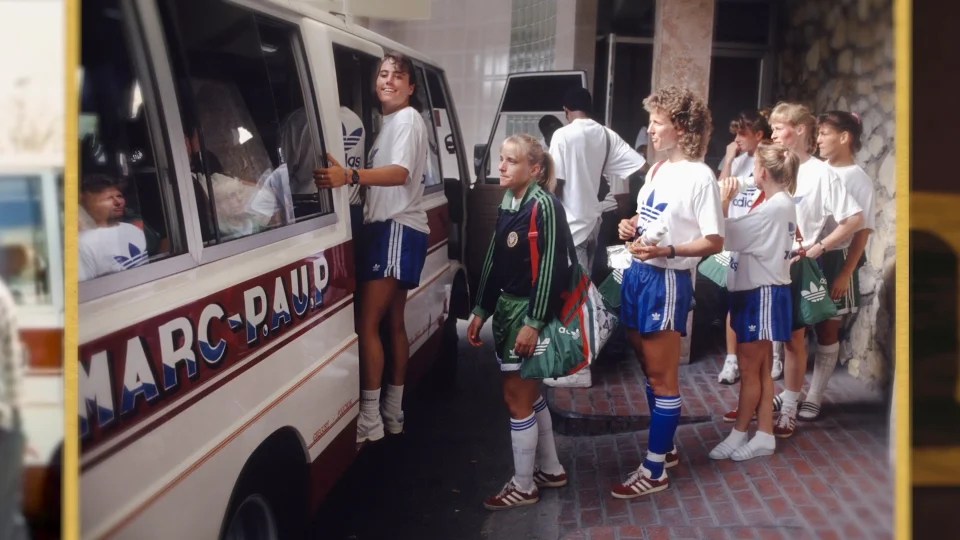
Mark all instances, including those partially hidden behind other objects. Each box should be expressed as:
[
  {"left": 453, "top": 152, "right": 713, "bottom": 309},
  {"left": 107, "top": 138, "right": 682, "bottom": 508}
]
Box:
[{"left": 313, "top": 320, "right": 894, "bottom": 540}]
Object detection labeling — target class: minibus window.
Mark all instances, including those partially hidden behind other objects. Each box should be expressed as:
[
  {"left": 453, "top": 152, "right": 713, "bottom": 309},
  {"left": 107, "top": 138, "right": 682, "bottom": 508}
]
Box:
[
  {"left": 0, "top": 176, "right": 52, "bottom": 305},
  {"left": 159, "top": 0, "right": 331, "bottom": 245},
  {"left": 413, "top": 66, "right": 443, "bottom": 193},
  {"left": 331, "top": 45, "right": 381, "bottom": 170},
  {"left": 424, "top": 69, "right": 463, "bottom": 183},
  {"left": 79, "top": 0, "right": 183, "bottom": 283}
]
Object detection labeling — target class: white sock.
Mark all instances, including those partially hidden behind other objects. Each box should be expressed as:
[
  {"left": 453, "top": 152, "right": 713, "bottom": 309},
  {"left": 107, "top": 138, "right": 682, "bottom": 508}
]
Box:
[
  {"left": 781, "top": 389, "right": 801, "bottom": 412},
  {"left": 383, "top": 384, "right": 404, "bottom": 418},
  {"left": 360, "top": 389, "right": 381, "bottom": 422},
  {"left": 806, "top": 343, "right": 839, "bottom": 405},
  {"left": 724, "top": 354, "right": 738, "bottom": 364},
  {"left": 510, "top": 413, "right": 538, "bottom": 493},
  {"left": 748, "top": 431, "right": 776, "bottom": 451},
  {"left": 724, "top": 428, "right": 749, "bottom": 446},
  {"left": 533, "top": 396, "right": 563, "bottom": 475}
]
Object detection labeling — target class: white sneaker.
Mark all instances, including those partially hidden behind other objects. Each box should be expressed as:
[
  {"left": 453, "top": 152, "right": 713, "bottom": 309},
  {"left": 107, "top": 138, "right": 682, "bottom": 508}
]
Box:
[
  {"left": 771, "top": 343, "right": 784, "bottom": 380},
  {"left": 543, "top": 367, "right": 592, "bottom": 388},
  {"left": 717, "top": 358, "right": 740, "bottom": 384},
  {"left": 357, "top": 413, "right": 384, "bottom": 444}
]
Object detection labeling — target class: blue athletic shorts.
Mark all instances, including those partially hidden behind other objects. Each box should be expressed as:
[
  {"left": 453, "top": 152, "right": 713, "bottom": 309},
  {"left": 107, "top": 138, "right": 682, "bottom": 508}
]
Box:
[
  {"left": 357, "top": 220, "right": 428, "bottom": 290},
  {"left": 729, "top": 285, "right": 792, "bottom": 343},
  {"left": 620, "top": 260, "right": 693, "bottom": 336}
]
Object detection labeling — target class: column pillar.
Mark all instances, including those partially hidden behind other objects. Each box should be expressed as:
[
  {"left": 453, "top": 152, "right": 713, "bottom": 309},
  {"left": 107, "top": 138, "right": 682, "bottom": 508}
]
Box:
[{"left": 651, "top": 0, "right": 715, "bottom": 100}]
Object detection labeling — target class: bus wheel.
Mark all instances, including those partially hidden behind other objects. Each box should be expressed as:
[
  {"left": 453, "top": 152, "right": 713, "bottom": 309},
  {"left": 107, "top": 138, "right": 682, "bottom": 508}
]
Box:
[{"left": 223, "top": 493, "right": 279, "bottom": 540}]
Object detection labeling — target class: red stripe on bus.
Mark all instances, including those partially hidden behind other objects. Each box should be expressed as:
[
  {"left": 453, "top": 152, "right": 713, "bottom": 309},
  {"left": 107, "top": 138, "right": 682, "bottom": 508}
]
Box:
[{"left": 20, "top": 328, "right": 63, "bottom": 370}]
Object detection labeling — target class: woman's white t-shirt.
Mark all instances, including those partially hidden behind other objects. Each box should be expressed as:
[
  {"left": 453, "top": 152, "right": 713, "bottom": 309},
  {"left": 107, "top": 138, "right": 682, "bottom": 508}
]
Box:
[
  {"left": 364, "top": 106, "right": 430, "bottom": 234},
  {"left": 823, "top": 163, "right": 876, "bottom": 250},
  {"left": 792, "top": 157, "right": 861, "bottom": 250},
  {"left": 634, "top": 159, "right": 724, "bottom": 271},
  {"left": 724, "top": 191, "right": 797, "bottom": 291}
]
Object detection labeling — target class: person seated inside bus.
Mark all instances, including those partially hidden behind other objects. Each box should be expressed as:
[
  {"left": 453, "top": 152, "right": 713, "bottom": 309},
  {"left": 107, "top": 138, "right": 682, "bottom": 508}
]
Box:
[
  {"left": 247, "top": 107, "right": 318, "bottom": 228},
  {"left": 79, "top": 174, "right": 148, "bottom": 281},
  {"left": 185, "top": 127, "right": 260, "bottom": 240},
  {"left": 0, "top": 245, "right": 29, "bottom": 303}
]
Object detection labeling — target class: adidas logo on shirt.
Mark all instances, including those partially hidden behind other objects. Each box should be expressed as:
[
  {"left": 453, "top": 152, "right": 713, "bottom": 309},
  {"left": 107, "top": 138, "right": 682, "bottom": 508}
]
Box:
[{"left": 801, "top": 282, "right": 827, "bottom": 302}]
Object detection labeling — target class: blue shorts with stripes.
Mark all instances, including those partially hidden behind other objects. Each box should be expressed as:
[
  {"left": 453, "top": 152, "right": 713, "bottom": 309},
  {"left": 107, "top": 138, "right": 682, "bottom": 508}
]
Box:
[
  {"left": 357, "top": 220, "right": 428, "bottom": 290},
  {"left": 729, "top": 285, "right": 792, "bottom": 343},
  {"left": 620, "top": 261, "right": 693, "bottom": 336}
]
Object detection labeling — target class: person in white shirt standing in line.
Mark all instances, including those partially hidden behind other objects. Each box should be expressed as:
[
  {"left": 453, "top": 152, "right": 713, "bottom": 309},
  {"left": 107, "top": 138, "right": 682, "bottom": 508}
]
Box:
[
  {"left": 765, "top": 102, "right": 863, "bottom": 438},
  {"left": 610, "top": 86, "right": 725, "bottom": 499},
  {"left": 709, "top": 141, "right": 798, "bottom": 462},
  {"left": 315, "top": 52, "right": 429, "bottom": 446},
  {"left": 798, "top": 110, "right": 876, "bottom": 421},
  {"left": 714, "top": 110, "right": 778, "bottom": 386},
  {"left": 547, "top": 87, "right": 645, "bottom": 388}
]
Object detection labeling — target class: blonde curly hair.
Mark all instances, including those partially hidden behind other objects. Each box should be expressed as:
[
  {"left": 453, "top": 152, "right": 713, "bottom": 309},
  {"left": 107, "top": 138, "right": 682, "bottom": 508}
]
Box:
[{"left": 643, "top": 86, "right": 712, "bottom": 159}]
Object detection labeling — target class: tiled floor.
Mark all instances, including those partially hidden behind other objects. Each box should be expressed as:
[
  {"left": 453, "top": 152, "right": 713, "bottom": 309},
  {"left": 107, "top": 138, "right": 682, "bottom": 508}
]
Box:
[{"left": 546, "top": 347, "right": 893, "bottom": 540}]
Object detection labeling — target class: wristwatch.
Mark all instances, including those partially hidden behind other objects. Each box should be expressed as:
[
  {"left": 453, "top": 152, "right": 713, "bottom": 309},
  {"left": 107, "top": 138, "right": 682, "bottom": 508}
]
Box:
[
  {"left": 350, "top": 168, "right": 360, "bottom": 186},
  {"left": 667, "top": 245, "right": 676, "bottom": 259}
]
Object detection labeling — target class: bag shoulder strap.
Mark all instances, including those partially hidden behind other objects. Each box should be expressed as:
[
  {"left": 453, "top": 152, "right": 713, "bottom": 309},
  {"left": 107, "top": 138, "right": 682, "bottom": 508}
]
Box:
[
  {"left": 529, "top": 201, "right": 541, "bottom": 284},
  {"left": 650, "top": 160, "right": 666, "bottom": 180}
]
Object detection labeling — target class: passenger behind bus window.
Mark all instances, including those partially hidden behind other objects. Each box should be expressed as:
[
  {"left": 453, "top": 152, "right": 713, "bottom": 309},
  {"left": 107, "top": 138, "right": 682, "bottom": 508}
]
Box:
[
  {"left": 78, "top": 174, "right": 148, "bottom": 282},
  {"left": 315, "top": 52, "right": 430, "bottom": 446}
]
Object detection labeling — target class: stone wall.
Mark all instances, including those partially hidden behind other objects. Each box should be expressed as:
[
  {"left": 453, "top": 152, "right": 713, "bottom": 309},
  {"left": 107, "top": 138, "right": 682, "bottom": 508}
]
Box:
[{"left": 776, "top": 0, "right": 895, "bottom": 387}]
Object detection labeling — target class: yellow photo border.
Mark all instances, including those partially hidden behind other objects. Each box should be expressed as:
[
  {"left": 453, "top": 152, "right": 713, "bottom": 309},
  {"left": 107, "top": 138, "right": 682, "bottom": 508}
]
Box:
[
  {"left": 63, "top": 0, "right": 79, "bottom": 538},
  {"left": 894, "top": 0, "right": 912, "bottom": 538}
]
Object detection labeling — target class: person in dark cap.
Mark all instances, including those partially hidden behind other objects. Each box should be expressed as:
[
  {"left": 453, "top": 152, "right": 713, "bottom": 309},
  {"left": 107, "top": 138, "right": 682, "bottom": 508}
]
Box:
[{"left": 545, "top": 86, "right": 646, "bottom": 388}]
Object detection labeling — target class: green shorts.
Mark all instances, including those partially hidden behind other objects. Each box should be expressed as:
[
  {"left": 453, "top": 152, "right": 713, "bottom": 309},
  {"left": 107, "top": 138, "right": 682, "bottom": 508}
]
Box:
[
  {"left": 492, "top": 294, "right": 529, "bottom": 372},
  {"left": 818, "top": 249, "right": 861, "bottom": 316}
]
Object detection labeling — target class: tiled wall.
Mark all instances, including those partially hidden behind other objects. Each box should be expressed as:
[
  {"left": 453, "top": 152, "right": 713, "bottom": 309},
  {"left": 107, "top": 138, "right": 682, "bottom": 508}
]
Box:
[
  {"left": 509, "top": 0, "right": 556, "bottom": 73},
  {"left": 368, "top": 0, "right": 513, "bottom": 153}
]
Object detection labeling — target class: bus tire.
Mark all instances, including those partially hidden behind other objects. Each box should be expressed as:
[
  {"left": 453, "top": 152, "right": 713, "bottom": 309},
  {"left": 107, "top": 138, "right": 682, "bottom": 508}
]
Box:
[{"left": 221, "top": 431, "right": 306, "bottom": 540}]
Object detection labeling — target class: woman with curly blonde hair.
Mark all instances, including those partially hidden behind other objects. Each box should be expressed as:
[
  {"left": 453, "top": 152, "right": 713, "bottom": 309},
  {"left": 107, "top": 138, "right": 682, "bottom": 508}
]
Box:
[{"left": 610, "top": 86, "right": 725, "bottom": 499}]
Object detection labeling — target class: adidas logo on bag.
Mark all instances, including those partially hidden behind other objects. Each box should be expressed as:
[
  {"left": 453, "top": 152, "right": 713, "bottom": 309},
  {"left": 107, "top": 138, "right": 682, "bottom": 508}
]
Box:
[{"left": 800, "top": 282, "right": 827, "bottom": 302}]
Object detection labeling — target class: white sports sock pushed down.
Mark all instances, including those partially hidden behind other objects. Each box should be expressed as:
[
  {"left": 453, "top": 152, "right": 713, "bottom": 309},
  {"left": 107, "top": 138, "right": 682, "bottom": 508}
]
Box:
[
  {"left": 360, "top": 389, "right": 381, "bottom": 419},
  {"left": 510, "top": 413, "right": 539, "bottom": 493},
  {"left": 533, "top": 396, "right": 563, "bottom": 475},
  {"left": 383, "top": 384, "right": 404, "bottom": 418},
  {"left": 806, "top": 343, "right": 840, "bottom": 405}
]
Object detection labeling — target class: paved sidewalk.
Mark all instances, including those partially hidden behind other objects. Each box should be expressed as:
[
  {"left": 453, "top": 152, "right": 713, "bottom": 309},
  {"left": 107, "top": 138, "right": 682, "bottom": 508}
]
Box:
[{"left": 545, "top": 347, "right": 893, "bottom": 540}]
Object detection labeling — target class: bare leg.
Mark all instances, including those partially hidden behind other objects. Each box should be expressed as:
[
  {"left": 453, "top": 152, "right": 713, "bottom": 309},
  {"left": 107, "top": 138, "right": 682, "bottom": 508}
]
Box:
[{"left": 357, "top": 278, "right": 400, "bottom": 391}]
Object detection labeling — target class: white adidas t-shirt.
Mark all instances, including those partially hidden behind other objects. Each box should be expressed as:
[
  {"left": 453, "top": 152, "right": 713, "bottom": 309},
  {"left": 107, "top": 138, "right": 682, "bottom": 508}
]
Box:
[
  {"left": 340, "top": 106, "right": 366, "bottom": 205},
  {"left": 364, "top": 106, "right": 429, "bottom": 233},
  {"left": 792, "top": 157, "right": 861, "bottom": 250},
  {"left": 79, "top": 222, "right": 148, "bottom": 281},
  {"left": 822, "top": 163, "right": 876, "bottom": 250},
  {"left": 634, "top": 159, "right": 725, "bottom": 271},
  {"left": 550, "top": 119, "right": 646, "bottom": 244},
  {"left": 724, "top": 191, "right": 797, "bottom": 291}
]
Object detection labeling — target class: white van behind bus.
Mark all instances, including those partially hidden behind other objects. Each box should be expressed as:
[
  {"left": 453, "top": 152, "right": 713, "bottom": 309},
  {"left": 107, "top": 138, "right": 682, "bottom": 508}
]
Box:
[{"left": 78, "top": 1, "right": 470, "bottom": 537}]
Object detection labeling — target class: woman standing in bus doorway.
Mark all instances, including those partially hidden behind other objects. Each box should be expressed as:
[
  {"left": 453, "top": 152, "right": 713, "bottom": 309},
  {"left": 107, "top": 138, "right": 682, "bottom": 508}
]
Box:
[
  {"left": 315, "top": 52, "right": 429, "bottom": 445},
  {"left": 611, "top": 86, "right": 725, "bottom": 499},
  {"left": 710, "top": 142, "right": 798, "bottom": 462},
  {"left": 799, "top": 111, "right": 876, "bottom": 421},
  {"left": 763, "top": 102, "right": 862, "bottom": 439},
  {"left": 467, "top": 134, "right": 569, "bottom": 510}
]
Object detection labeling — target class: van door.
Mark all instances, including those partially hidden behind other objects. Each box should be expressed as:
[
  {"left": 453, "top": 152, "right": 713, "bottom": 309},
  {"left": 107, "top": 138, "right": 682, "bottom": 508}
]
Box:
[{"left": 466, "top": 70, "right": 587, "bottom": 295}]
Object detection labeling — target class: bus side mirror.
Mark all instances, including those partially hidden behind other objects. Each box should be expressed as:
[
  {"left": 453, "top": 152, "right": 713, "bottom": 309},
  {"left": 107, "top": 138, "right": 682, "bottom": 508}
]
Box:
[{"left": 473, "top": 143, "right": 487, "bottom": 179}]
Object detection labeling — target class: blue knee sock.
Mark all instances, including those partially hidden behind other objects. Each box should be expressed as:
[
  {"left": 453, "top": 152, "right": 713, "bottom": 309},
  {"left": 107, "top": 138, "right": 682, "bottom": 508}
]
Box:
[{"left": 643, "top": 394, "right": 682, "bottom": 478}]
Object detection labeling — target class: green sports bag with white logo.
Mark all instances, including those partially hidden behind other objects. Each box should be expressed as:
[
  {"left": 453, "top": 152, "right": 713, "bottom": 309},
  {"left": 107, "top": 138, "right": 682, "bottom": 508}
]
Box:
[{"left": 793, "top": 257, "right": 838, "bottom": 326}]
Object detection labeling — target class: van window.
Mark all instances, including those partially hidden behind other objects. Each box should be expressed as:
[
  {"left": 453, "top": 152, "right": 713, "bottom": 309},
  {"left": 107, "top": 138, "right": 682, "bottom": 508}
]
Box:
[
  {"left": 332, "top": 45, "right": 381, "bottom": 169},
  {"left": 0, "top": 176, "right": 55, "bottom": 304},
  {"left": 159, "top": 0, "right": 330, "bottom": 244},
  {"left": 423, "top": 68, "right": 464, "bottom": 183},
  {"left": 79, "top": 0, "right": 184, "bottom": 283},
  {"left": 413, "top": 66, "right": 444, "bottom": 193}
]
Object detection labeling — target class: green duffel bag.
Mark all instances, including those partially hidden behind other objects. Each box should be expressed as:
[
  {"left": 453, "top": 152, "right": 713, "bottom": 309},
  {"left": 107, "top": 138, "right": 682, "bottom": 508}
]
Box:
[
  {"left": 792, "top": 257, "right": 839, "bottom": 326},
  {"left": 597, "top": 268, "right": 623, "bottom": 312},
  {"left": 698, "top": 251, "right": 731, "bottom": 288}
]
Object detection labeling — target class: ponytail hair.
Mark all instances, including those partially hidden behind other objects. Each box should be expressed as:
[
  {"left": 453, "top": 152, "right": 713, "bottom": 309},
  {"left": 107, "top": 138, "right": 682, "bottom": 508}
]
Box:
[
  {"left": 817, "top": 110, "right": 863, "bottom": 153},
  {"left": 754, "top": 140, "right": 799, "bottom": 195},
  {"left": 503, "top": 133, "right": 557, "bottom": 193}
]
